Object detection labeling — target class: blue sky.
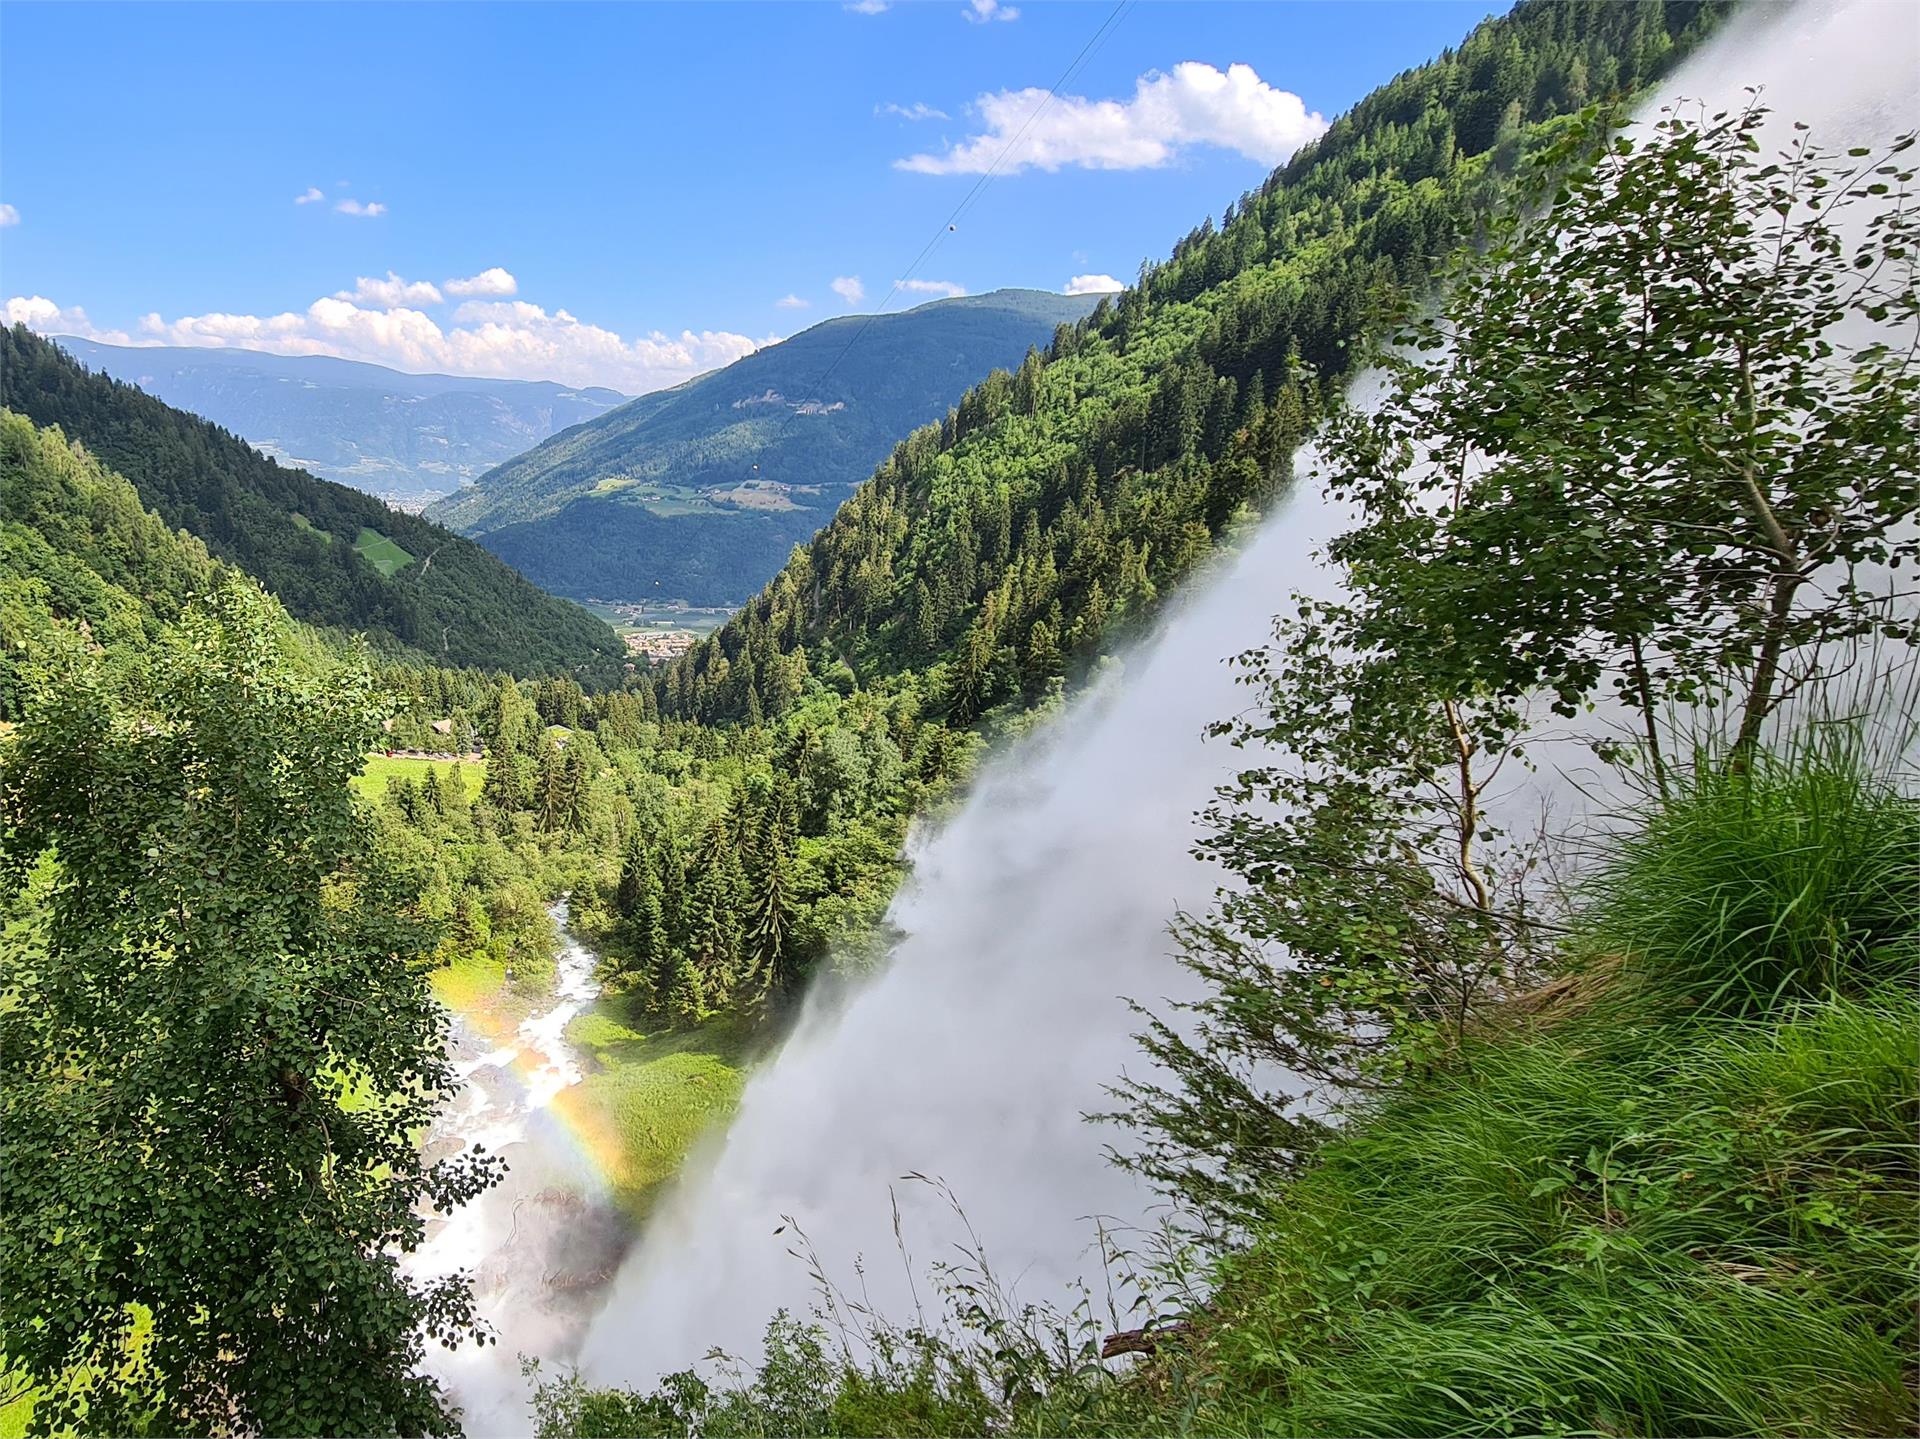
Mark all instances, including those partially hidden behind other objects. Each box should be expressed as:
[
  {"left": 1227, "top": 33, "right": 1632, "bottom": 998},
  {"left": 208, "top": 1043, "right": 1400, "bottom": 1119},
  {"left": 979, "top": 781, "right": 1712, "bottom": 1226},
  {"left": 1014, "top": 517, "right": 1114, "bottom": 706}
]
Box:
[{"left": 1, "top": 0, "right": 1493, "bottom": 394}]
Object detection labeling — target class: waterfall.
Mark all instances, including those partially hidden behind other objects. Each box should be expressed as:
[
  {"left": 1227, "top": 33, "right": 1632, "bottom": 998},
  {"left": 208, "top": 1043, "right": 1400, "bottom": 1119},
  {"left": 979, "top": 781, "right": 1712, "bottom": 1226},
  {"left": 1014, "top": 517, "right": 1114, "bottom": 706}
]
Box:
[
  {"left": 574, "top": 0, "right": 1914, "bottom": 1398},
  {"left": 578, "top": 460, "right": 1349, "bottom": 1389}
]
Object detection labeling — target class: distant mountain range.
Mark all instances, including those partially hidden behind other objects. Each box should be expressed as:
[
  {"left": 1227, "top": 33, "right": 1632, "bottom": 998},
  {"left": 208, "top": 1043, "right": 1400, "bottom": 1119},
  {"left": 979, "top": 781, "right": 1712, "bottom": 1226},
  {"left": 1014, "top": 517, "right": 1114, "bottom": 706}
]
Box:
[
  {"left": 426, "top": 289, "right": 1101, "bottom": 605},
  {"left": 53, "top": 338, "right": 628, "bottom": 507}
]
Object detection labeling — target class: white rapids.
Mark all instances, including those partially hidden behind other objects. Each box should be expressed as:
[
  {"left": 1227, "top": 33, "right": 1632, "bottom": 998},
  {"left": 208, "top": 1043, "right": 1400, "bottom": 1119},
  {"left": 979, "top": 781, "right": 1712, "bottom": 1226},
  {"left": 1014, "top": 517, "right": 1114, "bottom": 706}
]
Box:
[{"left": 408, "top": 902, "right": 633, "bottom": 1437}]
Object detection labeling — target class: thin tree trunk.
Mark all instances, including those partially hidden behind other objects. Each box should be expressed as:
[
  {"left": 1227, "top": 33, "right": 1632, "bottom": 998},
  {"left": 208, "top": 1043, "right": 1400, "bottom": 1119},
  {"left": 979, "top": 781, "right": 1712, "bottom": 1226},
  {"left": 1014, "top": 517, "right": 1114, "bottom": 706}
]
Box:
[
  {"left": 1732, "top": 344, "right": 1802, "bottom": 757},
  {"left": 1442, "top": 698, "right": 1491, "bottom": 913},
  {"left": 1628, "top": 633, "right": 1669, "bottom": 800},
  {"left": 1736, "top": 565, "right": 1804, "bottom": 754}
]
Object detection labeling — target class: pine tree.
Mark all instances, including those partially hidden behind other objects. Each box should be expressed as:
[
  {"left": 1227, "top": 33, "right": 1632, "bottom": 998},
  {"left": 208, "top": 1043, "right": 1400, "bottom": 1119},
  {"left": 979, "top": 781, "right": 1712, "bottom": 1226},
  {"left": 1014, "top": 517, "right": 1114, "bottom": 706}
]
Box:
[
  {"left": 743, "top": 807, "right": 796, "bottom": 1008},
  {"left": 1022, "top": 612, "right": 1062, "bottom": 702},
  {"left": 633, "top": 886, "right": 667, "bottom": 1005},
  {"left": 665, "top": 951, "right": 706, "bottom": 1025},
  {"left": 560, "top": 750, "right": 589, "bottom": 831},
  {"left": 536, "top": 743, "right": 563, "bottom": 831},
  {"left": 684, "top": 818, "right": 745, "bottom": 1007},
  {"left": 614, "top": 836, "right": 650, "bottom": 918}
]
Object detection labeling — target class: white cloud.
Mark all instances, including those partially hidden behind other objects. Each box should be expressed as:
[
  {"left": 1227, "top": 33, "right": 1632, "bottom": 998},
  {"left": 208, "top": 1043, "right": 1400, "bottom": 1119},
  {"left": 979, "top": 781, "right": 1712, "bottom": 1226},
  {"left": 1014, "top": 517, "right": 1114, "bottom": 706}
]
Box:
[
  {"left": 3, "top": 295, "right": 135, "bottom": 344},
  {"left": 1064, "top": 273, "right": 1124, "bottom": 295},
  {"left": 335, "top": 198, "right": 387, "bottom": 217},
  {"left": 897, "top": 278, "right": 967, "bottom": 299},
  {"left": 8, "top": 285, "right": 774, "bottom": 394},
  {"left": 444, "top": 266, "right": 518, "bottom": 298},
  {"left": 962, "top": 0, "right": 1018, "bottom": 22},
  {"left": 898, "top": 61, "right": 1325, "bottom": 175},
  {"left": 294, "top": 187, "right": 325, "bottom": 205},
  {"left": 776, "top": 294, "right": 811, "bottom": 309},
  {"left": 335, "top": 271, "right": 443, "bottom": 307},
  {"left": 877, "top": 101, "right": 949, "bottom": 122},
  {"left": 830, "top": 275, "right": 866, "bottom": 306},
  {"left": 845, "top": 0, "right": 888, "bottom": 13},
  {"left": 0, "top": 204, "right": 17, "bottom": 228}
]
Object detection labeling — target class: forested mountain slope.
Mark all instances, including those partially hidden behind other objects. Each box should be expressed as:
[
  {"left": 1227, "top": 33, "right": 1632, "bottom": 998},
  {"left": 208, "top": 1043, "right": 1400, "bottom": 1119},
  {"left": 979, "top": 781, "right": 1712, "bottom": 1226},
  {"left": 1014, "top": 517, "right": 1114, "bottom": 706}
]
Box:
[
  {"left": 427, "top": 290, "right": 1099, "bottom": 605},
  {"left": 656, "top": 0, "right": 1731, "bottom": 728},
  {"left": 1, "top": 327, "right": 625, "bottom": 678},
  {"left": 56, "top": 338, "right": 627, "bottom": 506},
  {"left": 0, "top": 410, "right": 223, "bottom": 716}
]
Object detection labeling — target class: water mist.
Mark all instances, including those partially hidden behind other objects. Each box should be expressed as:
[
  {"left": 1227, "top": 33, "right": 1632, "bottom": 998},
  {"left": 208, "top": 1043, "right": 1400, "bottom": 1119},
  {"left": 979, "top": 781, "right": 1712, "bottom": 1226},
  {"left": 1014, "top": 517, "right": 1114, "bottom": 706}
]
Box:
[{"left": 562, "top": 0, "right": 1916, "bottom": 1400}]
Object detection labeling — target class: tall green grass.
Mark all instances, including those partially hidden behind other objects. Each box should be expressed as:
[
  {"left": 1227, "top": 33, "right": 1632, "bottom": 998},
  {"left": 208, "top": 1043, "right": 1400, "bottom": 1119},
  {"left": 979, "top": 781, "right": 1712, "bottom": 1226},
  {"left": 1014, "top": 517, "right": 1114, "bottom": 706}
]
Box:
[
  {"left": 1586, "top": 730, "right": 1918, "bottom": 1016},
  {"left": 1152, "top": 989, "right": 1917, "bottom": 1438}
]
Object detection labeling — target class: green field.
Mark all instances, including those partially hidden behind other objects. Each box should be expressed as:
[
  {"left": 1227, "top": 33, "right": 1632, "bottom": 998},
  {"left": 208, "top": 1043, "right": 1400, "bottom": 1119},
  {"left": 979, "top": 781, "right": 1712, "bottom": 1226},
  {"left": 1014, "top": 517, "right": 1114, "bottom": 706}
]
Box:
[
  {"left": 349, "top": 753, "right": 485, "bottom": 800},
  {"left": 289, "top": 512, "right": 332, "bottom": 544},
  {"left": 351, "top": 526, "right": 413, "bottom": 576},
  {"left": 590, "top": 602, "right": 732, "bottom": 634},
  {"left": 567, "top": 1002, "right": 753, "bottom": 1217}
]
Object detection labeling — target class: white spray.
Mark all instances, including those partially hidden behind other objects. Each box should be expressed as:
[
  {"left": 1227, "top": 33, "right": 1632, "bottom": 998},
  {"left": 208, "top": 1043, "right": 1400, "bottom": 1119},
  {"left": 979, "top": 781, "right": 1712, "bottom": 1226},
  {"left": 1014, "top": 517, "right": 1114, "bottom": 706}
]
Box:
[{"left": 575, "top": 0, "right": 1915, "bottom": 1397}]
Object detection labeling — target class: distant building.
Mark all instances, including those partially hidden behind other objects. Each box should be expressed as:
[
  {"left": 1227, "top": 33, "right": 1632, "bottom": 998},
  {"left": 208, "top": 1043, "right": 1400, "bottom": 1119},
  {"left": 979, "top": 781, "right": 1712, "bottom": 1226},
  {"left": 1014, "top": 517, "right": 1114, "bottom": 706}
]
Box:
[{"left": 623, "top": 630, "right": 697, "bottom": 662}]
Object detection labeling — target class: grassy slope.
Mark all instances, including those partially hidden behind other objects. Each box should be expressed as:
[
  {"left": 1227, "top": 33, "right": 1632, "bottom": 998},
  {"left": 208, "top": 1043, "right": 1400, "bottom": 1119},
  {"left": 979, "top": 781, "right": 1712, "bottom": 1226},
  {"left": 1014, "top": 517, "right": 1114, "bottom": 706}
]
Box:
[
  {"left": 352, "top": 527, "right": 414, "bottom": 576},
  {"left": 1029, "top": 748, "right": 1920, "bottom": 1437},
  {"left": 539, "top": 742, "right": 1920, "bottom": 1439}
]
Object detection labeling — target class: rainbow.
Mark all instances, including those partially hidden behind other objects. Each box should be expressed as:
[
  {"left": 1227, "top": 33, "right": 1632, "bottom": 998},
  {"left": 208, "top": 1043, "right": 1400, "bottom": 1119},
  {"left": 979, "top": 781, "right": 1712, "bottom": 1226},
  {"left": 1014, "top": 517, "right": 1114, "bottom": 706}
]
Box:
[{"left": 435, "top": 982, "right": 635, "bottom": 1205}]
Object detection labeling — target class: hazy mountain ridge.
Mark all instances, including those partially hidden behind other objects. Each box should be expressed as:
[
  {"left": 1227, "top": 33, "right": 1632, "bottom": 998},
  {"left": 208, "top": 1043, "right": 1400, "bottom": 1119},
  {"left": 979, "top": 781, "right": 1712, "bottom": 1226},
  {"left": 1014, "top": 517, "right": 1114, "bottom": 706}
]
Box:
[
  {"left": 56, "top": 338, "right": 628, "bottom": 506},
  {"left": 428, "top": 289, "right": 1101, "bottom": 604}
]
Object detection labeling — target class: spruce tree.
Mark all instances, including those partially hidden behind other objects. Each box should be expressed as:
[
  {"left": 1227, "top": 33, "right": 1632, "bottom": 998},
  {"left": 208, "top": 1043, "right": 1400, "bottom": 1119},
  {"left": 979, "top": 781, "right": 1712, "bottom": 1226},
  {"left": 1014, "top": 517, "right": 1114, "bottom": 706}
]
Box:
[{"left": 665, "top": 951, "right": 706, "bottom": 1025}]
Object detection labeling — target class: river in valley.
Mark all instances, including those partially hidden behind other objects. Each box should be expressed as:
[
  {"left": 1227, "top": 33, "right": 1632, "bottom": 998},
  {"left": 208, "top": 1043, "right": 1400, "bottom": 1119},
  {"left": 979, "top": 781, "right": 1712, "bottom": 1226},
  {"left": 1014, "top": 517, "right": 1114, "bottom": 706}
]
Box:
[{"left": 406, "top": 902, "right": 635, "bottom": 1437}]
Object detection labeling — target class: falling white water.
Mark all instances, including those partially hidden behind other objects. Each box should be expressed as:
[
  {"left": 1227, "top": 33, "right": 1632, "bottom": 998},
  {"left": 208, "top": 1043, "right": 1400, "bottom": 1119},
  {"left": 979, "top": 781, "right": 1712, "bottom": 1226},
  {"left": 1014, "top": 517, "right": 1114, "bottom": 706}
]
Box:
[
  {"left": 579, "top": 469, "right": 1352, "bottom": 1390},
  {"left": 408, "top": 903, "right": 632, "bottom": 1436},
  {"left": 574, "top": 0, "right": 1915, "bottom": 1396}
]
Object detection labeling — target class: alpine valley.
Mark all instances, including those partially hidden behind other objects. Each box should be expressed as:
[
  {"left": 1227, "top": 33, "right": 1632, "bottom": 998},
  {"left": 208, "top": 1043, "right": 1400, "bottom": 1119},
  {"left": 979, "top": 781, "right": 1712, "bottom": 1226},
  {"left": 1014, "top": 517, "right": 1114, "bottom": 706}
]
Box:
[{"left": 2, "top": 3, "right": 1916, "bottom": 1438}]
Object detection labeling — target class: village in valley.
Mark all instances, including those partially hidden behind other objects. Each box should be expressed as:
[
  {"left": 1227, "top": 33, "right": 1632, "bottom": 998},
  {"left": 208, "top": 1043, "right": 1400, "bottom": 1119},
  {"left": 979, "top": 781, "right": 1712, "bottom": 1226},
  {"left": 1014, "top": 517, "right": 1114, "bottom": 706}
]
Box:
[
  {"left": 584, "top": 596, "right": 732, "bottom": 666},
  {"left": 621, "top": 628, "right": 697, "bottom": 663}
]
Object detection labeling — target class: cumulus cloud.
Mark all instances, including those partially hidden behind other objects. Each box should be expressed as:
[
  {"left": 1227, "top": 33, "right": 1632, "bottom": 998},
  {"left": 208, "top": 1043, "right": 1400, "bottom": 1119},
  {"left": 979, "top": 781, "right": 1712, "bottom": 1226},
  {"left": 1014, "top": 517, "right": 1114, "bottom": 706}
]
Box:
[
  {"left": 3, "top": 295, "right": 135, "bottom": 344},
  {"left": 335, "top": 271, "right": 444, "bottom": 307},
  {"left": 877, "top": 101, "right": 949, "bottom": 122},
  {"left": 444, "top": 266, "right": 518, "bottom": 298},
  {"left": 845, "top": 0, "right": 888, "bottom": 13},
  {"left": 0, "top": 204, "right": 17, "bottom": 227},
  {"left": 831, "top": 275, "right": 866, "bottom": 306},
  {"left": 776, "top": 294, "right": 811, "bottom": 309},
  {"left": 8, "top": 286, "right": 774, "bottom": 394},
  {"left": 898, "top": 61, "right": 1325, "bottom": 175},
  {"left": 335, "top": 198, "right": 387, "bottom": 217},
  {"left": 294, "top": 187, "right": 325, "bottom": 205},
  {"left": 897, "top": 278, "right": 967, "bottom": 298},
  {"left": 1064, "top": 273, "right": 1124, "bottom": 295},
  {"left": 962, "top": 0, "right": 1018, "bottom": 22}
]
